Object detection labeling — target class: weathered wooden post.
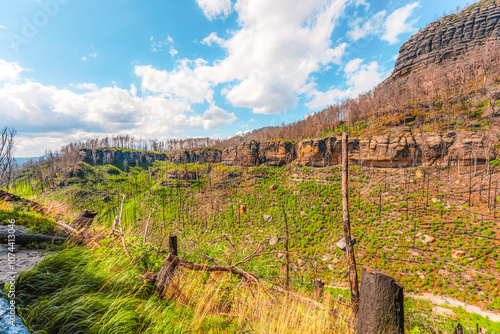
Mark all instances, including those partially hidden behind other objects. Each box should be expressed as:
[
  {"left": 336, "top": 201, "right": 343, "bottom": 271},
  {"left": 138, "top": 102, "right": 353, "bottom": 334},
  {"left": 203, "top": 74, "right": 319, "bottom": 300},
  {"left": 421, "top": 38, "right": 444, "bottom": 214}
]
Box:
[
  {"left": 342, "top": 132, "right": 360, "bottom": 315},
  {"left": 155, "top": 235, "right": 178, "bottom": 294},
  {"left": 357, "top": 267, "right": 404, "bottom": 334}
]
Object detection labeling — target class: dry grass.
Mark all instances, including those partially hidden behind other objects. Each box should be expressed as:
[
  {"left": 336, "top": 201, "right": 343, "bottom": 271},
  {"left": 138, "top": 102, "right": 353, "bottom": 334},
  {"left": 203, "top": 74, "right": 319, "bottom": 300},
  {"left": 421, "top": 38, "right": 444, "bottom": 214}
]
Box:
[{"left": 168, "top": 269, "right": 354, "bottom": 334}]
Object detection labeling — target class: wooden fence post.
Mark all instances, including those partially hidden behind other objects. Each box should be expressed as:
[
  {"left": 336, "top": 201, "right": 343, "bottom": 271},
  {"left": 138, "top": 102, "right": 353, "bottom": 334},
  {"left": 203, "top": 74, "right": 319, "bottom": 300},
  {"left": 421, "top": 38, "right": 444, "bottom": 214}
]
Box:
[
  {"left": 357, "top": 267, "right": 404, "bottom": 334},
  {"left": 342, "top": 132, "right": 360, "bottom": 316},
  {"left": 155, "top": 235, "right": 179, "bottom": 294}
]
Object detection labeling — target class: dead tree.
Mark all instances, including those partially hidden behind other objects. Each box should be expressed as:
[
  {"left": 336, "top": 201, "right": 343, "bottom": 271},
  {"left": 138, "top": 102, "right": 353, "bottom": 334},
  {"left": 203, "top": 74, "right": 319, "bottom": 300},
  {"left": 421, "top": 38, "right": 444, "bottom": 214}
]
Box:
[
  {"left": 342, "top": 132, "right": 360, "bottom": 315},
  {"left": 357, "top": 267, "right": 404, "bottom": 334},
  {"left": 0, "top": 127, "right": 16, "bottom": 187}
]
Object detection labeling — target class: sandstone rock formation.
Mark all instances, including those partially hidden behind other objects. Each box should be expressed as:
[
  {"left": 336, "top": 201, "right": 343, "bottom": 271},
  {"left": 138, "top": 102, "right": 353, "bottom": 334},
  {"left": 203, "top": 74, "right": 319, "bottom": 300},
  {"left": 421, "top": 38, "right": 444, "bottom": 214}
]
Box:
[
  {"left": 168, "top": 148, "right": 222, "bottom": 164},
  {"left": 80, "top": 148, "right": 167, "bottom": 166},
  {"left": 391, "top": 0, "right": 500, "bottom": 80}
]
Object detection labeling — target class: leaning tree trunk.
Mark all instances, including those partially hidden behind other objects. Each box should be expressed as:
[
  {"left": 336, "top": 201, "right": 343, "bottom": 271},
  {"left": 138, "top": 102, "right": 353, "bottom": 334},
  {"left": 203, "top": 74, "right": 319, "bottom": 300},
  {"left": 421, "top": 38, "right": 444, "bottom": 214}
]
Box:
[{"left": 357, "top": 267, "right": 404, "bottom": 334}]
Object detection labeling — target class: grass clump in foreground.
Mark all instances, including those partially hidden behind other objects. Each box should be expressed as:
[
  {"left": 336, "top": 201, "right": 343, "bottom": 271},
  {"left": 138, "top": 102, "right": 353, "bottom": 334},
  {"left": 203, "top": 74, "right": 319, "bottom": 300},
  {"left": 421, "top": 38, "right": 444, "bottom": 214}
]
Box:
[{"left": 8, "top": 243, "right": 352, "bottom": 334}]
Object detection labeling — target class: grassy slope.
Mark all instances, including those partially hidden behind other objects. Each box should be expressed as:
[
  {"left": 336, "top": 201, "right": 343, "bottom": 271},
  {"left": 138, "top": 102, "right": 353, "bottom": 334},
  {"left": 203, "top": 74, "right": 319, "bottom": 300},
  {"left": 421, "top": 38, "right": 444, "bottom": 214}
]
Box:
[{"left": 4, "top": 156, "right": 500, "bottom": 333}]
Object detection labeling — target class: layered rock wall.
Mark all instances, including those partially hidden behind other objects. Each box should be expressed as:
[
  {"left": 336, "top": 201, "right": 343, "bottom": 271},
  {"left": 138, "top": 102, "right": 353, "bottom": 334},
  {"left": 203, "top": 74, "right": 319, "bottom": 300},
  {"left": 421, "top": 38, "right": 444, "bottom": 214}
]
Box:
[
  {"left": 80, "top": 148, "right": 167, "bottom": 166},
  {"left": 391, "top": 0, "right": 500, "bottom": 80},
  {"left": 79, "top": 132, "right": 496, "bottom": 169}
]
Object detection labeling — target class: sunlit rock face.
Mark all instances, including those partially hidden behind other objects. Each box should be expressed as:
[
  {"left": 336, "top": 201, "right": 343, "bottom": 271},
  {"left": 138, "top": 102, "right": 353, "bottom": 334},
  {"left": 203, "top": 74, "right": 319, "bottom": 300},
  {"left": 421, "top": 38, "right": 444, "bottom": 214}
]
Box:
[
  {"left": 168, "top": 148, "right": 222, "bottom": 164},
  {"left": 390, "top": 0, "right": 500, "bottom": 81}
]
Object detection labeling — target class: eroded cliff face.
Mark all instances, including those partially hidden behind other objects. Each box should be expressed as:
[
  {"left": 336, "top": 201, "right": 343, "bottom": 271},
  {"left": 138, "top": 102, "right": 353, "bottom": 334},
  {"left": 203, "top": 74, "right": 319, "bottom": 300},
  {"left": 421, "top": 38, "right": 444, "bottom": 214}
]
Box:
[
  {"left": 168, "top": 148, "right": 222, "bottom": 164},
  {"left": 170, "top": 131, "right": 496, "bottom": 168},
  {"left": 391, "top": 0, "right": 500, "bottom": 80},
  {"left": 80, "top": 148, "right": 167, "bottom": 166},
  {"left": 80, "top": 130, "right": 496, "bottom": 169}
]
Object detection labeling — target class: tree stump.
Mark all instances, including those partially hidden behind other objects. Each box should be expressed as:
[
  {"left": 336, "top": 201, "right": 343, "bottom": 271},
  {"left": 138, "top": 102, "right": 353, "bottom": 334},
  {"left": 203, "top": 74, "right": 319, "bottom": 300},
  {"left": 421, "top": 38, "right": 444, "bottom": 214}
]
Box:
[
  {"left": 357, "top": 267, "right": 404, "bottom": 334},
  {"left": 71, "top": 209, "right": 98, "bottom": 229},
  {"left": 155, "top": 235, "right": 178, "bottom": 294},
  {"left": 314, "top": 279, "right": 325, "bottom": 300}
]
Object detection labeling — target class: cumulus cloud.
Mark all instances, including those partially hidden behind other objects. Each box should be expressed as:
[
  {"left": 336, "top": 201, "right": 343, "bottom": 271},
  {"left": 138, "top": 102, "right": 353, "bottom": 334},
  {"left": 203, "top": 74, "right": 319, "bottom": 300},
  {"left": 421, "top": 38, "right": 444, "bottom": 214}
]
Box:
[
  {"left": 0, "top": 59, "right": 24, "bottom": 82},
  {"left": 306, "top": 58, "right": 386, "bottom": 110},
  {"left": 0, "top": 25, "right": 6, "bottom": 29},
  {"left": 0, "top": 66, "right": 237, "bottom": 155},
  {"left": 196, "top": 0, "right": 232, "bottom": 20},
  {"left": 139, "top": 0, "right": 349, "bottom": 115},
  {"left": 202, "top": 32, "right": 225, "bottom": 47},
  {"left": 382, "top": 2, "right": 420, "bottom": 44}
]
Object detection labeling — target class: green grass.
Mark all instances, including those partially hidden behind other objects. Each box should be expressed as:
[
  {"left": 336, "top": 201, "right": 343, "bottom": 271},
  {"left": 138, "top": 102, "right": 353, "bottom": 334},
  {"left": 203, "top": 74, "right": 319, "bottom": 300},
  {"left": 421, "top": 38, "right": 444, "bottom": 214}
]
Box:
[{"left": 0, "top": 202, "right": 56, "bottom": 234}]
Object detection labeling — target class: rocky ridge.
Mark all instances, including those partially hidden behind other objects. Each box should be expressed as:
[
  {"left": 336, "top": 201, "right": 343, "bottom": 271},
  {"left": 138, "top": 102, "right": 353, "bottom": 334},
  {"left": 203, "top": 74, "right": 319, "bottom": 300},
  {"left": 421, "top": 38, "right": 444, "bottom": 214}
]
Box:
[
  {"left": 170, "top": 129, "right": 495, "bottom": 168},
  {"left": 390, "top": 0, "right": 500, "bottom": 80}
]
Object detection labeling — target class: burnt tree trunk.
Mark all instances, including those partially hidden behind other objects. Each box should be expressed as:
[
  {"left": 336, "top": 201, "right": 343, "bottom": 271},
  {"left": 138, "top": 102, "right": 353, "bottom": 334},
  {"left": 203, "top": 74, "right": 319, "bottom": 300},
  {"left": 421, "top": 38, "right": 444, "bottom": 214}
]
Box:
[
  {"left": 155, "top": 235, "right": 178, "bottom": 294},
  {"left": 71, "top": 209, "right": 98, "bottom": 229},
  {"left": 314, "top": 279, "right": 325, "bottom": 300},
  {"left": 357, "top": 267, "right": 404, "bottom": 334},
  {"left": 342, "top": 132, "right": 360, "bottom": 315}
]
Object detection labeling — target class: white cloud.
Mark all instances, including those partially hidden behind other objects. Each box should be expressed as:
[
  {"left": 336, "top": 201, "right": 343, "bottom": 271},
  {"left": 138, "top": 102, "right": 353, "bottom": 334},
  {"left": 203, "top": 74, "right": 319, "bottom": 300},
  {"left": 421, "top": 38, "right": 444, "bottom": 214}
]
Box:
[
  {"left": 81, "top": 56, "right": 87, "bottom": 62},
  {"left": 74, "top": 83, "right": 99, "bottom": 91},
  {"left": 354, "top": 0, "right": 370, "bottom": 10},
  {"left": 201, "top": 32, "right": 225, "bottom": 47},
  {"left": 169, "top": 47, "right": 178, "bottom": 57},
  {"left": 0, "top": 68, "right": 236, "bottom": 156},
  {"left": 307, "top": 59, "right": 386, "bottom": 110},
  {"left": 196, "top": 0, "right": 232, "bottom": 20},
  {"left": 344, "top": 58, "right": 363, "bottom": 74},
  {"left": 89, "top": 52, "right": 97, "bottom": 59},
  {"left": 0, "top": 25, "right": 6, "bottom": 29},
  {"left": 135, "top": 58, "right": 213, "bottom": 104},
  {"left": 347, "top": 10, "right": 386, "bottom": 41},
  {"left": 193, "top": 105, "right": 237, "bottom": 130},
  {"left": 0, "top": 59, "right": 24, "bottom": 82},
  {"left": 382, "top": 2, "right": 420, "bottom": 44}
]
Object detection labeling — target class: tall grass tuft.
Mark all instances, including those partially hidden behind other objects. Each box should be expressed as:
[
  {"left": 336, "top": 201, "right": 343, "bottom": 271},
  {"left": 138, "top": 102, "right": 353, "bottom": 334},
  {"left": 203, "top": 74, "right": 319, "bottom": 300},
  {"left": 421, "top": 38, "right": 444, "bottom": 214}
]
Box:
[{"left": 9, "top": 243, "right": 352, "bottom": 333}]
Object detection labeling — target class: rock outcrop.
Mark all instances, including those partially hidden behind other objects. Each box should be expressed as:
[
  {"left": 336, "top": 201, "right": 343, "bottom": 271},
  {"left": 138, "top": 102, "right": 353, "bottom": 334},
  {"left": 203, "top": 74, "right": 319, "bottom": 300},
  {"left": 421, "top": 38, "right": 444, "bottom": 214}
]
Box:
[
  {"left": 80, "top": 148, "right": 167, "bottom": 166},
  {"left": 168, "top": 148, "right": 222, "bottom": 164},
  {"left": 391, "top": 0, "right": 500, "bottom": 80}
]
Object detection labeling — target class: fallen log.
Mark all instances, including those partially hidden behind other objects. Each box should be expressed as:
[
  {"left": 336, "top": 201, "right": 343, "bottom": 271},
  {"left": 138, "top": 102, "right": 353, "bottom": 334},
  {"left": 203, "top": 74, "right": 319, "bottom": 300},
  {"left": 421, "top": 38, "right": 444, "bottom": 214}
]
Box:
[{"left": 0, "top": 231, "right": 67, "bottom": 246}]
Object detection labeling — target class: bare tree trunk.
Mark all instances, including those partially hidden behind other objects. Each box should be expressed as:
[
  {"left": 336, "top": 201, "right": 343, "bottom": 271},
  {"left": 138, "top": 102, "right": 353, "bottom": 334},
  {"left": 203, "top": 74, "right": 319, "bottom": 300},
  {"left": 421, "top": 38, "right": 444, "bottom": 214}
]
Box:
[{"left": 342, "top": 132, "right": 360, "bottom": 316}]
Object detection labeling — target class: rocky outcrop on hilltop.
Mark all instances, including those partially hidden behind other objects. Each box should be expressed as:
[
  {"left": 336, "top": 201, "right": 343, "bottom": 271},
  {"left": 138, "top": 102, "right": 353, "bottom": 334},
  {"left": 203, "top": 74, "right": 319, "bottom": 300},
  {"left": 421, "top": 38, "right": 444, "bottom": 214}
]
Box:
[
  {"left": 390, "top": 0, "right": 500, "bottom": 80},
  {"left": 172, "top": 130, "right": 496, "bottom": 168},
  {"left": 80, "top": 148, "right": 167, "bottom": 166},
  {"left": 168, "top": 148, "right": 222, "bottom": 164}
]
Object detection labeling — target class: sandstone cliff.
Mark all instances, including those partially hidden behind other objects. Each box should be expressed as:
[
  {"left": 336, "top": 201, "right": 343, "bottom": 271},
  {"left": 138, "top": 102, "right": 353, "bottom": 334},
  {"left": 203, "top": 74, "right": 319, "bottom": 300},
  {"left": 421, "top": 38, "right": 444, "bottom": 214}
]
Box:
[
  {"left": 80, "top": 148, "right": 167, "bottom": 166},
  {"left": 168, "top": 148, "right": 222, "bottom": 165},
  {"left": 391, "top": 0, "right": 500, "bottom": 80}
]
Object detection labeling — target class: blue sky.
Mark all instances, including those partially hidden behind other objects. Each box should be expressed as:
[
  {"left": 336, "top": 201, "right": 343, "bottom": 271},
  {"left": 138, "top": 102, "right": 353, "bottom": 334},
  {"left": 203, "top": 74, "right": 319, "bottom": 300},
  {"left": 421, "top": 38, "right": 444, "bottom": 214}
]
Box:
[{"left": 0, "top": 0, "right": 472, "bottom": 156}]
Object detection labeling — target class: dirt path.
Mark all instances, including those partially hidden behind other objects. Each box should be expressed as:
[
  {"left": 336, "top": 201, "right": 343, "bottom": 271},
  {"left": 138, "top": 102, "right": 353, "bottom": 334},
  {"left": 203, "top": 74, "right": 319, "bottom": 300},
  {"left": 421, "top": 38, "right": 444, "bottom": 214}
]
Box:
[
  {"left": 0, "top": 225, "right": 49, "bottom": 285},
  {"left": 407, "top": 292, "right": 500, "bottom": 323}
]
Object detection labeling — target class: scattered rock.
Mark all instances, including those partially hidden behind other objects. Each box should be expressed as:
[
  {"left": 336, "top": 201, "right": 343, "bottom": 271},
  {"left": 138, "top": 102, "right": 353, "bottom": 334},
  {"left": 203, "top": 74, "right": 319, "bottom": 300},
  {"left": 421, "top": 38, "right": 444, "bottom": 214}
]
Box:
[
  {"left": 277, "top": 251, "right": 285, "bottom": 259},
  {"left": 452, "top": 249, "right": 466, "bottom": 259},
  {"left": 321, "top": 254, "right": 332, "bottom": 262},
  {"left": 239, "top": 205, "right": 246, "bottom": 215},
  {"left": 297, "top": 259, "right": 307, "bottom": 267},
  {"left": 336, "top": 236, "right": 356, "bottom": 251},
  {"left": 327, "top": 264, "right": 336, "bottom": 271},
  {"left": 431, "top": 198, "right": 439, "bottom": 203},
  {"left": 269, "top": 237, "right": 279, "bottom": 246},
  {"left": 432, "top": 307, "right": 458, "bottom": 320},
  {"left": 263, "top": 215, "right": 273, "bottom": 222},
  {"left": 269, "top": 184, "right": 278, "bottom": 191},
  {"left": 421, "top": 235, "right": 435, "bottom": 244},
  {"left": 299, "top": 210, "right": 306, "bottom": 216}
]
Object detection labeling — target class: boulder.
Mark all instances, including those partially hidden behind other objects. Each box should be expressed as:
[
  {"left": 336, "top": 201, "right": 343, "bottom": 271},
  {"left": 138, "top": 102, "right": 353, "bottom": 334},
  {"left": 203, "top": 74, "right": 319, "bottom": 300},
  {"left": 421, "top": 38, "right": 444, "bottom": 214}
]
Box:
[{"left": 335, "top": 235, "right": 357, "bottom": 251}]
